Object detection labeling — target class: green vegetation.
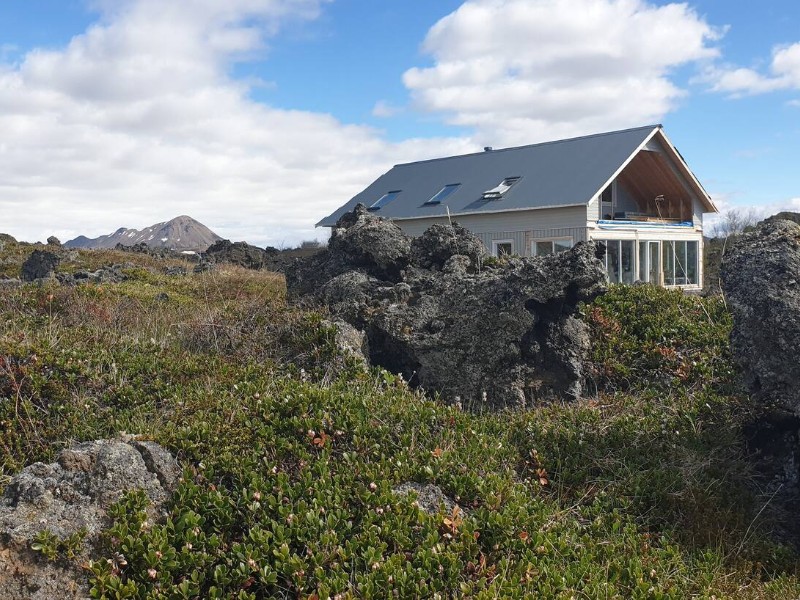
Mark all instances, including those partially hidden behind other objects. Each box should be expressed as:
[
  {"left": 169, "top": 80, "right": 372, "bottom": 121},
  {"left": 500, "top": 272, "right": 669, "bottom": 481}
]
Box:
[{"left": 1, "top": 245, "right": 799, "bottom": 598}]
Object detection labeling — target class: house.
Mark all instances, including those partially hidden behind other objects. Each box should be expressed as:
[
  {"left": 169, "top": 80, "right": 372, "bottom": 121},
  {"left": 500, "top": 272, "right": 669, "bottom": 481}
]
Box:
[{"left": 318, "top": 125, "right": 718, "bottom": 289}]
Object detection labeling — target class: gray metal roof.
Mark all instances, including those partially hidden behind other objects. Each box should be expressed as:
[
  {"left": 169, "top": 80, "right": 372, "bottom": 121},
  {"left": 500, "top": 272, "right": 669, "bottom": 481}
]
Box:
[{"left": 318, "top": 125, "right": 660, "bottom": 227}]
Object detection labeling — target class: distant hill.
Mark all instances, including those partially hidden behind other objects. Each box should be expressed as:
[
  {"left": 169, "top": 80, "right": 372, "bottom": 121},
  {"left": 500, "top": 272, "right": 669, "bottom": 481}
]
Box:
[{"left": 65, "top": 215, "right": 222, "bottom": 252}]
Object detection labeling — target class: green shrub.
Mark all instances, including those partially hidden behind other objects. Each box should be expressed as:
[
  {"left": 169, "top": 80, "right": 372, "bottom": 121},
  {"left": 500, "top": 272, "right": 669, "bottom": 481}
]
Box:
[{"left": 1, "top": 268, "right": 799, "bottom": 597}]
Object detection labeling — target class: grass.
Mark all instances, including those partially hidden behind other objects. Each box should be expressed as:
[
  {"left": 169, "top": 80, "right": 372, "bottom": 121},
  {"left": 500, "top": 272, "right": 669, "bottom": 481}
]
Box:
[{"left": 1, "top": 244, "right": 799, "bottom": 598}]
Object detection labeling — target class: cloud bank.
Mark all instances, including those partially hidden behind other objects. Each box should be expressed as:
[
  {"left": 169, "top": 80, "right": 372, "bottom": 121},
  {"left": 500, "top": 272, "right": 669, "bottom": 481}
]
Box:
[
  {"left": 0, "top": 0, "right": 471, "bottom": 246},
  {"left": 3, "top": 0, "right": 768, "bottom": 246},
  {"left": 702, "top": 42, "right": 800, "bottom": 98},
  {"left": 403, "top": 0, "right": 722, "bottom": 145}
]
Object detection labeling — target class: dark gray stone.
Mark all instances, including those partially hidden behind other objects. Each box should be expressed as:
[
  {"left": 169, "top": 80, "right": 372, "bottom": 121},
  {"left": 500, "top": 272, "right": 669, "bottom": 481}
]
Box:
[
  {"left": 194, "top": 261, "right": 215, "bottom": 273},
  {"left": 287, "top": 206, "right": 607, "bottom": 409},
  {"left": 21, "top": 250, "right": 61, "bottom": 281},
  {"left": 46, "top": 236, "right": 61, "bottom": 247},
  {"left": 203, "top": 239, "right": 278, "bottom": 270},
  {"left": 721, "top": 218, "right": 800, "bottom": 413},
  {"left": 410, "top": 222, "right": 484, "bottom": 271}
]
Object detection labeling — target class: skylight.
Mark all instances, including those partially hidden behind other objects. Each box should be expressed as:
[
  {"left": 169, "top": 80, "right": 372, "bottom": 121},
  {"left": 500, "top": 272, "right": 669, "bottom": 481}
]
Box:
[
  {"left": 424, "top": 183, "right": 460, "bottom": 205},
  {"left": 368, "top": 190, "right": 401, "bottom": 210},
  {"left": 482, "top": 176, "right": 520, "bottom": 200}
]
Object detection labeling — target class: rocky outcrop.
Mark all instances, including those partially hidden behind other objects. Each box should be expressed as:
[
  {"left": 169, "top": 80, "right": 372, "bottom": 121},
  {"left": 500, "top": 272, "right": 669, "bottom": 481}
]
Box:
[
  {"left": 203, "top": 239, "right": 278, "bottom": 270},
  {"left": 721, "top": 218, "right": 800, "bottom": 414},
  {"left": 21, "top": 250, "right": 60, "bottom": 281},
  {"left": 287, "top": 205, "right": 607, "bottom": 409},
  {"left": 721, "top": 217, "right": 800, "bottom": 542},
  {"left": 0, "top": 437, "right": 180, "bottom": 599}
]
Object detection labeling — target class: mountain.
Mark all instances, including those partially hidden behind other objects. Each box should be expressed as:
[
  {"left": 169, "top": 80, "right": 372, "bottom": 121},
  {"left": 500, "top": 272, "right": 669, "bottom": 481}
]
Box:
[{"left": 65, "top": 215, "right": 223, "bottom": 252}]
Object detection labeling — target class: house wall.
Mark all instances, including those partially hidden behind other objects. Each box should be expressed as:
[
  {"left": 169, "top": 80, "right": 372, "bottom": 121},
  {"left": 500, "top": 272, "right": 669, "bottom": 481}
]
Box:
[
  {"left": 587, "top": 195, "right": 599, "bottom": 223},
  {"left": 395, "top": 206, "right": 588, "bottom": 257}
]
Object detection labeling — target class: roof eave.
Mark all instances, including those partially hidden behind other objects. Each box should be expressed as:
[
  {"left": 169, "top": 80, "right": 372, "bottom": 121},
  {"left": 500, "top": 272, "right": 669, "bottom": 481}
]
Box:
[{"left": 654, "top": 128, "right": 718, "bottom": 213}]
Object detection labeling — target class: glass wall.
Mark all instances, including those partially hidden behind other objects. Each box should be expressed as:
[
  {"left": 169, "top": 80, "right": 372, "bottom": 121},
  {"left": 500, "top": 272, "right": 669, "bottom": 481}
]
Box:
[
  {"left": 662, "top": 240, "right": 698, "bottom": 286},
  {"left": 598, "top": 240, "right": 635, "bottom": 284},
  {"left": 601, "top": 239, "right": 699, "bottom": 286}
]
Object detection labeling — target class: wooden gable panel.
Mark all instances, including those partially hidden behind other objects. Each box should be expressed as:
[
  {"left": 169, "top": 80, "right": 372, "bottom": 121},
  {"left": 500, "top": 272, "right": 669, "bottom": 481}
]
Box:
[{"left": 617, "top": 150, "right": 693, "bottom": 221}]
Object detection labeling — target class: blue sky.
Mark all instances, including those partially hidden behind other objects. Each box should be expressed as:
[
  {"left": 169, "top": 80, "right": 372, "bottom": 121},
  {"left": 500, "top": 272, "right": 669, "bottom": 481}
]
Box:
[{"left": 0, "top": 0, "right": 798, "bottom": 246}]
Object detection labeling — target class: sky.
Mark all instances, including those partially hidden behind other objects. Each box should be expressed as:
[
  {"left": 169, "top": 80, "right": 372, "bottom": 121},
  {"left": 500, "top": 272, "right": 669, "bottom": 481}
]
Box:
[{"left": 0, "top": 0, "right": 798, "bottom": 247}]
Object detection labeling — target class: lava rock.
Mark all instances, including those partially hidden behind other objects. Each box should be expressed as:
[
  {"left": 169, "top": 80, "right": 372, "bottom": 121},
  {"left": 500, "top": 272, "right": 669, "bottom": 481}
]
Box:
[
  {"left": 203, "top": 239, "right": 278, "bottom": 270},
  {"left": 46, "top": 236, "right": 61, "bottom": 247},
  {"left": 287, "top": 206, "right": 607, "bottom": 408},
  {"left": 0, "top": 437, "right": 180, "bottom": 599},
  {"left": 21, "top": 250, "right": 61, "bottom": 281},
  {"left": 721, "top": 218, "right": 800, "bottom": 414},
  {"left": 410, "top": 222, "right": 484, "bottom": 271}
]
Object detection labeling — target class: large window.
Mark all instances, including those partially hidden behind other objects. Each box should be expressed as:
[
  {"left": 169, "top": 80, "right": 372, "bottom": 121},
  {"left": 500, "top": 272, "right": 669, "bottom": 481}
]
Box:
[
  {"left": 532, "top": 238, "right": 572, "bottom": 257},
  {"left": 663, "top": 240, "right": 699, "bottom": 286},
  {"left": 597, "top": 239, "right": 635, "bottom": 284}
]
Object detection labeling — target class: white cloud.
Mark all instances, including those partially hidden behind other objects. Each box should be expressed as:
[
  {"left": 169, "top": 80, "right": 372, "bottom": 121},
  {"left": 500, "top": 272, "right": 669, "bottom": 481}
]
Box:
[
  {"left": 0, "top": 0, "right": 473, "bottom": 246},
  {"left": 402, "top": 0, "right": 721, "bottom": 146},
  {"left": 703, "top": 42, "right": 800, "bottom": 97}
]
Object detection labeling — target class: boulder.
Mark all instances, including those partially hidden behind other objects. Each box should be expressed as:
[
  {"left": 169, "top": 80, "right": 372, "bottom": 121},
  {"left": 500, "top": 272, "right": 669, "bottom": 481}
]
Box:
[
  {"left": 21, "top": 250, "right": 60, "bottom": 281},
  {"left": 721, "top": 218, "right": 800, "bottom": 414},
  {"left": 203, "top": 239, "right": 278, "bottom": 270},
  {"left": 46, "top": 236, "right": 61, "bottom": 247},
  {"left": 0, "top": 233, "right": 17, "bottom": 252},
  {"left": 287, "top": 206, "right": 607, "bottom": 408},
  {"left": 327, "top": 205, "right": 411, "bottom": 281},
  {"left": 0, "top": 437, "right": 180, "bottom": 599},
  {"left": 410, "top": 222, "right": 484, "bottom": 271}
]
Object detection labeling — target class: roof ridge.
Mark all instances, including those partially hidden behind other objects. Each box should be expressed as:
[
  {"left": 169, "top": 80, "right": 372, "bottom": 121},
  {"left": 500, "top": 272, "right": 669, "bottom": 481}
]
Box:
[{"left": 393, "top": 124, "right": 660, "bottom": 168}]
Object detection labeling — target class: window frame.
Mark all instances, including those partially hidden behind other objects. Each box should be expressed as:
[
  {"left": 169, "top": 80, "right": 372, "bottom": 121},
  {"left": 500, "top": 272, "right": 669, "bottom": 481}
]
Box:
[
  {"left": 368, "top": 190, "right": 401, "bottom": 211},
  {"left": 424, "top": 183, "right": 461, "bottom": 205},
  {"left": 492, "top": 239, "right": 515, "bottom": 257},
  {"left": 662, "top": 239, "right": 699, "bottom": 286},
  {"left": 482, "top": 176, "right": 521, "bottom": 200},
  {"left": 531, "top": 236, "right": 573, "bottom": 257}
]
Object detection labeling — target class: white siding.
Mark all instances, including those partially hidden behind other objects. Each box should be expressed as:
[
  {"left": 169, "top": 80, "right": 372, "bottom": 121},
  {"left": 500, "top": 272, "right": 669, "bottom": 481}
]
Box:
[
  {"left": 587, "top": 195, "right": 599, "bottom": 223},
  {"left": 395, "top": 207, "right": 588, "bottom": 257}
]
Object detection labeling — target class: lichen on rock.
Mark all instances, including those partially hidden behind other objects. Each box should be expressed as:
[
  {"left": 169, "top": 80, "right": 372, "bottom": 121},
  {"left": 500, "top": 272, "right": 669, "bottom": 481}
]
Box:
[{"left": 0, "top": 437, "right": 180, "bottom": 599}]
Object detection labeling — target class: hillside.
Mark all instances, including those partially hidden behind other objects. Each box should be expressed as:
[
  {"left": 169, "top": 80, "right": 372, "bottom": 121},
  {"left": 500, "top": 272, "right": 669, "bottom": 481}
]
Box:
[
  {"left": 64, "top": 215, "right": 222, "bottom": 252},
  {"left": 1, "top": 240, "right": 799, "bottom": 597}
]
